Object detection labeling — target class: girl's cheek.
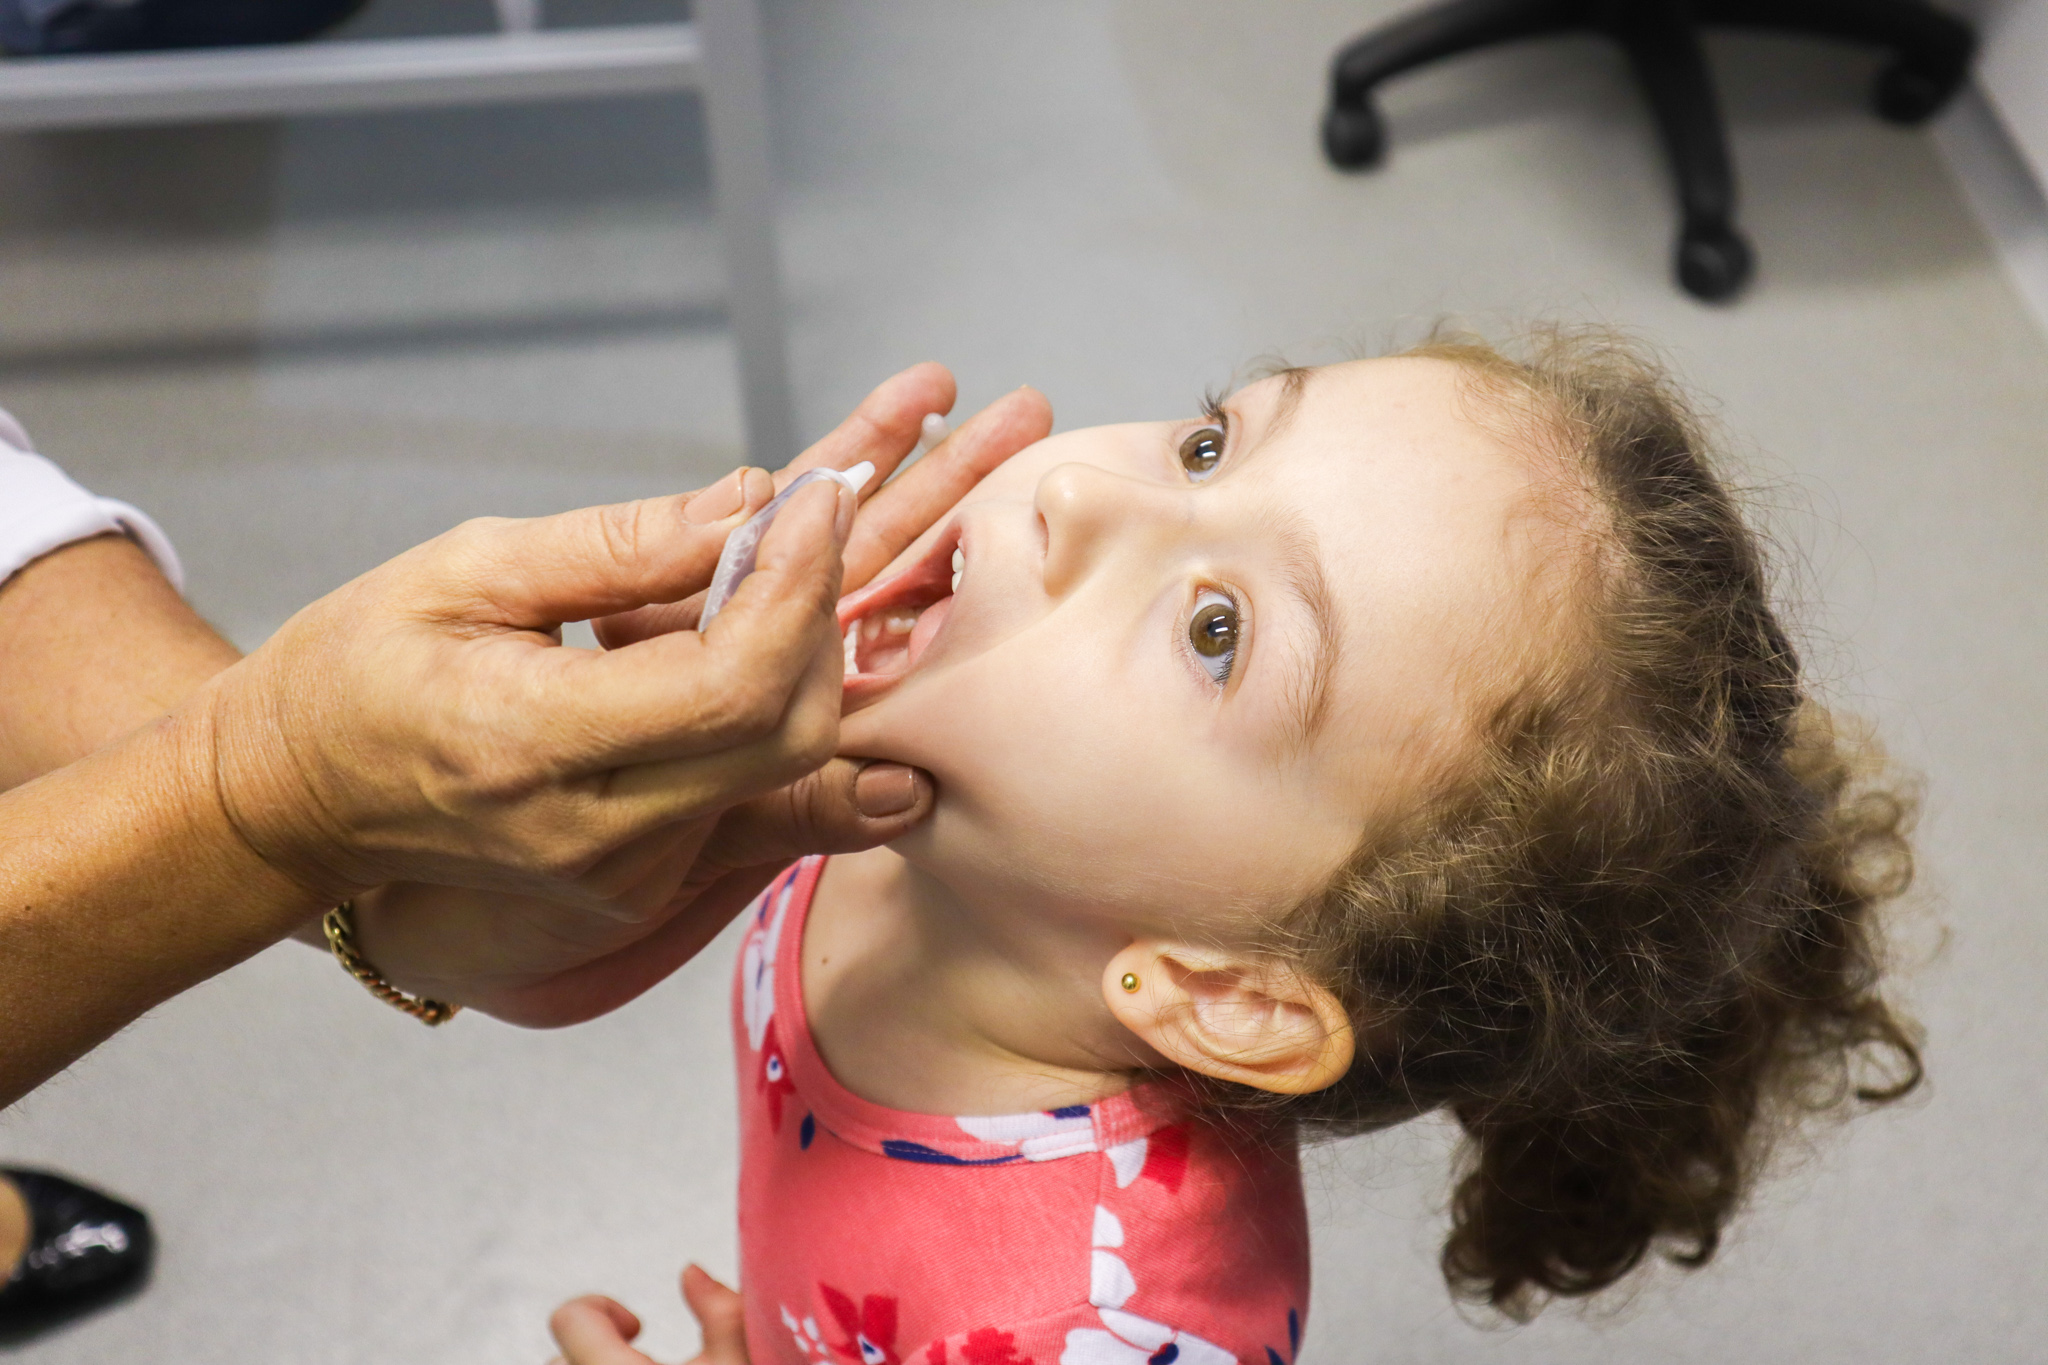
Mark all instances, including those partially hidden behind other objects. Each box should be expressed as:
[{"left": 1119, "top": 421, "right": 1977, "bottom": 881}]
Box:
[{"left": 954, "top": 451, "right": 1058, "bottom": 512}]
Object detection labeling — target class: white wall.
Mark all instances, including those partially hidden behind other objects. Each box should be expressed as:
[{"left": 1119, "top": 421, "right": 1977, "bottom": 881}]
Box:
[
  {"left": 1975, "top": 0, "right": 2048, "bottom": 187},
  {"left": 1935, "top": 0, "right": 2048, "bottom": 335}
]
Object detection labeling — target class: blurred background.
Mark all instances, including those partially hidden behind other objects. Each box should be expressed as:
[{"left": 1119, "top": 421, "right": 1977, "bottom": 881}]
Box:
[{"left": 2, "top": 1, "right": 2046, "bottom": 1360}]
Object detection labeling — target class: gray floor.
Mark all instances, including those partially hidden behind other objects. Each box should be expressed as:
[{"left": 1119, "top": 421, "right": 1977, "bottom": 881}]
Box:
[{"left": 2, "top": 2, "right": 2045, "bottom": 1361}]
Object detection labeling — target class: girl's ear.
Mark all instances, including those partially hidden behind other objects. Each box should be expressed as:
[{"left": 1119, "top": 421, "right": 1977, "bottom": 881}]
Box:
[{"left": 1102, "top": 940, "right": 1354, "bottom": 1095}]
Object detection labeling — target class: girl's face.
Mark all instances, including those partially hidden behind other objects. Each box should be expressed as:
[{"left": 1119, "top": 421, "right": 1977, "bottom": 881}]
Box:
[{"left": 836, "top": 358, "right": 1574, "bottom": 938}]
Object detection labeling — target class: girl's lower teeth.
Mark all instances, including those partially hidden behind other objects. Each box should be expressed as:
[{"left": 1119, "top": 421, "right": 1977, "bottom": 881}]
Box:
[
  {"left": 844, "top": 543, "right": 963, "bottom": 680},
  {"left": 848, "top": 608, "right": 923, "bottom": 675}
]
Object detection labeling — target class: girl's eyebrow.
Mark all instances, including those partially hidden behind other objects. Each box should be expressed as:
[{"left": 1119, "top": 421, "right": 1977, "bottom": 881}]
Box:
[
  {"left": 1234, "top": 367, "right": 1335, "bottom": 753},
  {"left": 1261, "top": 503, "right": 1341, "bottom": 756},
  {"left": 1260, "top": 366, "right": 1314, "bottom": 442},
  {"left": 1217, "top": 366, "right": 1312, "bottom": 471}
]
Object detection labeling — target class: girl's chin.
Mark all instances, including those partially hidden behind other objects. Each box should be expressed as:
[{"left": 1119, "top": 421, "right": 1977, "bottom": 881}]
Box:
[
  {"left": 875, "top": 814, "right": 962, "bottom": 880},
  {"left": 837, "top": 662, "right": 962, "bottom": 738},
  {"left": 834, "top": 695, "right": 911, "bottom": 753}
]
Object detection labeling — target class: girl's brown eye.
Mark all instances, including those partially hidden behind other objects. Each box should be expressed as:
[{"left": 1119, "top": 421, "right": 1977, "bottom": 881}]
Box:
[
  {"left": 1179, "top": 425, "right": 1225, "bottom": 479},
  {"left": 1188, "top": 594, "right": 1239, "bottom": 683},
  {"left": 1191, "top": 602, "right": 1236, "bottom": 654}
]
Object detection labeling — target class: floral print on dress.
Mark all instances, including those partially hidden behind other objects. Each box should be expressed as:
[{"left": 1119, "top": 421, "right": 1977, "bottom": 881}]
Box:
[
  {"left": 820, "top": 1284, "right": 901, "bottom": 1365},
  {"left": 954, "top": 1107, "right": 1099, "bottom": 1162},
  {"left": 876, "top": 1107, "right": 1102, "bottom": 1166},
  {"left": 741, "top": 864, "right": 801, "bottom": 1053},
  {"left": 1064, "top": 1198, "right": 1237, "bottom": 1365},
  {"left": 759, "top": 1018, "right": 797, "bottom": 1134},
  {"left": 1101, "top": 1124, "right": 1190, "bottom": 1193},
  {"left": 780, "top": 1303, "right": 830, "bottom": 1361},
  {"left": 923, "top": 1327, "right": 1038, "bottom": 1364},
  {"left": 732, "top": 858, "right": 1309, "bottom": 1365}
]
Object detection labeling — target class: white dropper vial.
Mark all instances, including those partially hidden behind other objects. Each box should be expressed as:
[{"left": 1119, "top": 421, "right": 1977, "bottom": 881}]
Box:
[{"left": 698, "top": 460, "right": 875, "bottom": 630}]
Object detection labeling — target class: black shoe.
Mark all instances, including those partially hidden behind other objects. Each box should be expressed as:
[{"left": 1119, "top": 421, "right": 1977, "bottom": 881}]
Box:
[{"left": 0, "top": 1168, "right": 154, "bottom": 1341}]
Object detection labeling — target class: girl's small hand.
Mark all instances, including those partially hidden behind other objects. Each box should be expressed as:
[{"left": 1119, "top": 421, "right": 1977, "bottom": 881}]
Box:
[{"left": 550, "top": 1266, "right": 749, "bottom": 1365}]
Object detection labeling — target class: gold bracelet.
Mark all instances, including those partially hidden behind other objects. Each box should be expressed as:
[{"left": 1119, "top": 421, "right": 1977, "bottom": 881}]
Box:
[{"left": 321, "top": 900, "right": 461, "bottom": 1027}]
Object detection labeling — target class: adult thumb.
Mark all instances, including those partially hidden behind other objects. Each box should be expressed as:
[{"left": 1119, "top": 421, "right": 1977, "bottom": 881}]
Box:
[{"left": 701, "top": 758, "right": 934, "bottom": 874}]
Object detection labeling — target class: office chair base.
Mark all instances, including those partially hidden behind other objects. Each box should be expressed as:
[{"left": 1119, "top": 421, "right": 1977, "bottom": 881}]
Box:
[
  {"left": 1320, "top": 0, "right": 1975, "bottom": 303},
  {"left": 1677, "top": 222, "right": 1753, "bottom": 302},
  {"left": 1323, "top": 100, "right": 1387, "bottom": 169}
]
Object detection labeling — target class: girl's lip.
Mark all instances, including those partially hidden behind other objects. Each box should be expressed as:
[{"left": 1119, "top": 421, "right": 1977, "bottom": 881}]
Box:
[{"left": 837, "top": 520, "right": 964, "bottom": 708}]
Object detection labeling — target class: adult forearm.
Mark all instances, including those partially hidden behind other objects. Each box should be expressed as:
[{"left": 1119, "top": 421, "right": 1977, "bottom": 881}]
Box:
[
  {"left": 0, "top": 534, "right": 240, "bottom": 790},
  {"left": 0, "top": 703, "right": 318, "bottom": 1107}
]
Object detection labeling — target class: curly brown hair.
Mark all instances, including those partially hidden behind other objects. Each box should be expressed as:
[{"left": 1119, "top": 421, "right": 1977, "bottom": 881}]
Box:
[{"left": 1266, "top": 328, "right": 1922, "bottom": 1319}]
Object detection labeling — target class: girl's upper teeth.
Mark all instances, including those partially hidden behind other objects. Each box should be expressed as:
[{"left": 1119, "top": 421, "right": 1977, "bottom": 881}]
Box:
[{"left": 950, "top": 548, "right": 964, "bottom": 594}]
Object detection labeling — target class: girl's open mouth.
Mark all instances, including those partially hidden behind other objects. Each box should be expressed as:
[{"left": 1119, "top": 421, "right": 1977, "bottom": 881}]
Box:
[{"left": 837, "top": 524, "right": 964, "bottom": 701}]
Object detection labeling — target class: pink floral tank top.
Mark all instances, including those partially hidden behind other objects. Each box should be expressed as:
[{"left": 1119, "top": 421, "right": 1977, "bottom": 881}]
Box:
[{"left": 731, "top": 857, "right": 1310, "bottom": 1365}]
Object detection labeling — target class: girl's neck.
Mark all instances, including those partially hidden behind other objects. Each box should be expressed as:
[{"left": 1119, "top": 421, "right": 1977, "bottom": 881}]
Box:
[{"left": 802, "top": 846, "right": 1154, "bottom": 1116}]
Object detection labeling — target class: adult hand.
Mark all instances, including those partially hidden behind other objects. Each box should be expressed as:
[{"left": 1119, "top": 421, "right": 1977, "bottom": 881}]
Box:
[
  {"left": 592, "top": 368, "right": 1051, "bottom": 647},
  {"left": 0, "top": 398, "right": 904, "bottom": 1102},
  {"left": 199, "top": 458, "right": 852, "bottom": 909},
  {"left": 345, "top": 367, "right": 1054, "bottom": 1024},
  {"left": 550, "top": 1266, "right": 749, "bottom": 1365}
]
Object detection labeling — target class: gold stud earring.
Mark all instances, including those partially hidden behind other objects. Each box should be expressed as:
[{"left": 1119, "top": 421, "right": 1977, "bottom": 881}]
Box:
[{"left": 1120, "top": 972, "right": 1141, "bottom": 994}]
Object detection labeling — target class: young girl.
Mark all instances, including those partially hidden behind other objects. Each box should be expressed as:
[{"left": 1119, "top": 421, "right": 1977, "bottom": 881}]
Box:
[{"left": 705, "top": 329, "right": 1920, "bottom": 1365}]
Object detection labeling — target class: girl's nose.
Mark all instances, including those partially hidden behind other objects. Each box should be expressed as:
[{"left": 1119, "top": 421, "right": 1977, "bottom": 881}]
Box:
[{"left": 1035, "top": 461, "right": 1167, "bottom": 596}]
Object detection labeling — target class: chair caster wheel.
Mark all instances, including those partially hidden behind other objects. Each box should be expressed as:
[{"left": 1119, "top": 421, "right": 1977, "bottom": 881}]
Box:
[
  {"left": 1322, "top": 100, "right": 1385, "bottom": 169},
  {"left": 1676, "top": 224, "right": 1753, "bottom": 302},
  {"left": 1874, "top": 61, "right": 1962, "bottom": 125}
]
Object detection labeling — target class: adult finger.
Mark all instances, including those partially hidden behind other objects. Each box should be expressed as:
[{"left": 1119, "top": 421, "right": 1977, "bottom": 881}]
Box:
[
  {"left": 550, "top": 1296, "right": 655, "bottom": 1365},
  {"left": 596, "top": 383, "right": 1054, "bottom": 650},
  {"left": 841, "top": 384, "right": 1052, "bottom": 591},
  {"left": 593, "top": 364, "right": 954, "bottom": 650},
  {"left": 536, "top": 480, "right": 847, "bottom": 771},
  {"left": 590, "top": 592, "right": 848, "bottom": 832},
  {"left": 772, "top": 361, "right": 956, "bottom": 491},
  {"left": 486, "top": 743, "right": 907, "bottom": 1027},
  {"left": 481, "top": 860, "right": 781, "bottom": 1027},
  {"left": 430, "top": 467, "right": 777, "bottom": 631},
  {"left": 681, "top": 1265, "right": 750, "bottom": 1365}
]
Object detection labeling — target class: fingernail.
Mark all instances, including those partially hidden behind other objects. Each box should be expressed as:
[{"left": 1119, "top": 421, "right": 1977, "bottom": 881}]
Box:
[
  {"left": 684, "top": 467, "right": 759, "bottom": 524},
  {"left": 833, "top": 482, "right": 857, "bottom": 544},
  {"left": 854, "top": 763, "right": 924, "bottom": 817}
]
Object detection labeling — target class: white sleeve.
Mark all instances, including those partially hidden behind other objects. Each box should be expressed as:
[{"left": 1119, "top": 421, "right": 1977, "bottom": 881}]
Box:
[{"left": 0, "top": 408, "right": 184, "bottom": 593}]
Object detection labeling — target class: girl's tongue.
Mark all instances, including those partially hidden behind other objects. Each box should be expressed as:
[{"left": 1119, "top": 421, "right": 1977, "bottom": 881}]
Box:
[{"left": 904, "top": 593, "right": 953, "bottom": 668}]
